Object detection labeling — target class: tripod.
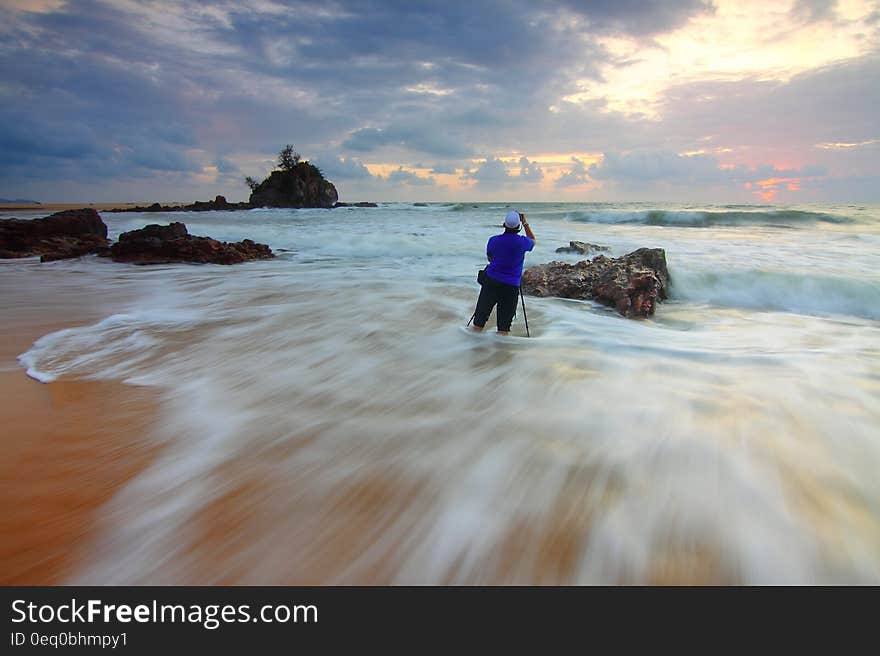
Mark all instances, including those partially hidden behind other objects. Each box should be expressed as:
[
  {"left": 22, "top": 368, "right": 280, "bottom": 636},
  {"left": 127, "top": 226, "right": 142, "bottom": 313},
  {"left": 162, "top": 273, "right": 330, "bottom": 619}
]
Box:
[{"left": 519, "top": 285, "right": 530, "bottom": 337}]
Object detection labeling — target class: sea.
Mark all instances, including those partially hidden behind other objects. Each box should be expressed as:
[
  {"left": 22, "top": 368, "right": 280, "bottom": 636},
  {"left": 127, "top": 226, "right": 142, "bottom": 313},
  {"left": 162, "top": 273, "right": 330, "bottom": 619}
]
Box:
[{"left": 3, "top": 201, "right": 879, "bottom": 584}]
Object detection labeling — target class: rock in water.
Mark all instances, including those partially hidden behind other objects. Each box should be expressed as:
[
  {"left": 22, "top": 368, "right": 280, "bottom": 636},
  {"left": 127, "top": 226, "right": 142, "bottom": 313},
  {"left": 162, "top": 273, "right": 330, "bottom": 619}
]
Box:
[
  {"left": 554, "top": 240, "right": 609, "bottom": 254},
  {"left": 249, "top": 164, "right": 338, "bottom": 208},
  {"left": 0, "top": 208, "right": 109, "bottom": 261},
  {"left": 110, "top": 222, "right": 274, "bottom": 265},
  {"left": 521, "top": 248, "right": 669, "bottom": 318}
]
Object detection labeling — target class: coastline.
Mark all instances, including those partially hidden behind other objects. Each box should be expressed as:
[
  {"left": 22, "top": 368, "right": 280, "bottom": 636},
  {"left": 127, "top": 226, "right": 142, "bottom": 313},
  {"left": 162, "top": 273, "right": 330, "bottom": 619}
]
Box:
[
  {"left": 0, "top": 277, "right": 160, "bottom": 585},
  {"left": 0, "top": 203, "right": 179, "bottom": 213}
]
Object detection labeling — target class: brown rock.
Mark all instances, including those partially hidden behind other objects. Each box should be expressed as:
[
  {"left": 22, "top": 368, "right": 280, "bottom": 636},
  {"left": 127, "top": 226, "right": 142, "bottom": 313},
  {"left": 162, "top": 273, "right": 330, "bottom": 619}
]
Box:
[
  {"left": 0, "top": 208, "right": 109, "bottom": 262},
  {"left": 107, "top": 197, "right": 251, "bottom": 213},
  {"left": 110, "top": 222, "right": 274, "bottom": 265},
  {"left": 521, "top": 247, "right": 669, "bottom": 318},
  {"left": 554, "top": 240, "right": 609, "bottom": 254}
]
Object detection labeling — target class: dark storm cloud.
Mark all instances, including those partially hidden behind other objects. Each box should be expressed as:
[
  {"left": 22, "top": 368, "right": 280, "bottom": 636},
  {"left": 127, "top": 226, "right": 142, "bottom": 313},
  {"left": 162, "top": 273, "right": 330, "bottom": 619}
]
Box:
[
  {"left": 312, "top": 154, "right": 375, "bottom": 180},
  {"left": 2, "top": 0, "right": 714, "bottom": 191},
  {"left": 518, "top": 157, "right": 544, "bottom": 182},
  {"left": 214, "top": 156, "right": 240, "bottom": 174},
  {"left": 650, "top": 54, "right": 880, "bottom": 201},
  {"left": 463, "top": 155, "right": 548, "bottom": 188},
  {"left": 789, "top": 0, "right": 838, "bottom": 23},
  {"left": 429, "top": 163, "right": 459, "bottom": 175},
  {"left": 462, "top": 156, "right": 511, "bottom": 188},
  {"left": 343, "top": 126, "right": 473, "bottom": 159},
  {"left": 0, "top": 0, "right": 207, "bottom": 185},
  {"left": 590, "top": 150, "right": 732, "bottom": 184},
  {"left": 555, "top": 157, "right": 590, "bottom": 187},
  {"left": 658, "top": 55, "right": 880, "bottom": 149},
  {"left": 559, "top": 0, "right": 715, "bottom": 35},
  {"left": 588, "top": 149, "right": 828, "bottom": 197},
  {"left": 387, "top": 167, "right": 437, "bottom": 186}
]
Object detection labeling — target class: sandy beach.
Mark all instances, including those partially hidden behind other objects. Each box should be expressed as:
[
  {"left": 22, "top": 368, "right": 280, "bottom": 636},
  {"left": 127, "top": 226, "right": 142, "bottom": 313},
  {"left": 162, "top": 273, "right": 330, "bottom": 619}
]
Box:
[
  {"left": 0, "top": 266, "right": 160, "bottom": 585},
  {"left": 0, "top": 372, "right": 158, "bottom": 585}
]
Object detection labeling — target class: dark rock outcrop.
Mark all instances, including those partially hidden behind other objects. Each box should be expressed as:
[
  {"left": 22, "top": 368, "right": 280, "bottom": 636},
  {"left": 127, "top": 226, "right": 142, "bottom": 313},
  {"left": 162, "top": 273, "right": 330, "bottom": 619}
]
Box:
[
  {"left": 182, "top": 195, "right": 252, "bottom": 211},
  {"left": 108, "top": 196, "right": 253, "bottom": 213},
  {"left": 333, "top": 201, "right": 378, "bottom": 208},
  {"left": 249, "top": 163, "right": 338, "bottom": 209},
  {"left": 521, "top": 248, "right": 670, "bottom": 318},
  {"left": 110, "top": 222, "right": 274, "bottom": 265},
  {"left": 554, "top": 240, "right": 609, "bottom": 255},
  {"left": 0, "top": 208, "right": 109, "bottom": 262}
]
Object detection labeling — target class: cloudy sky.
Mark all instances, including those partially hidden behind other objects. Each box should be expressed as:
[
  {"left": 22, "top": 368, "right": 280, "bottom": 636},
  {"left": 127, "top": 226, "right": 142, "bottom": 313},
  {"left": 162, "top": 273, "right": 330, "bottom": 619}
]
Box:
[{"left": 1, "top": 0, "right": 878, "bottom": 203}]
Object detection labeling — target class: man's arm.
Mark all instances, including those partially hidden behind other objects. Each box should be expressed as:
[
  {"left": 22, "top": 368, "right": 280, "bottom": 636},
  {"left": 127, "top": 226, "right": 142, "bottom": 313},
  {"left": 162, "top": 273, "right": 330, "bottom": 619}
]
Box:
[{"left": 520, "top": 213, "right": 535, "bottom": 242}]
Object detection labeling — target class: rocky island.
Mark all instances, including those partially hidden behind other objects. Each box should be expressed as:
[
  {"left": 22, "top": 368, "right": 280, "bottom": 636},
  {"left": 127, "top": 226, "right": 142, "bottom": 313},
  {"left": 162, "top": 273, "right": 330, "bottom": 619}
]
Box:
[
  {"left": 244, "top": 145, "right": 337, "bottom": 208},
  {"left": 108, "top": 145, "right": 346, "bottom": 212}
]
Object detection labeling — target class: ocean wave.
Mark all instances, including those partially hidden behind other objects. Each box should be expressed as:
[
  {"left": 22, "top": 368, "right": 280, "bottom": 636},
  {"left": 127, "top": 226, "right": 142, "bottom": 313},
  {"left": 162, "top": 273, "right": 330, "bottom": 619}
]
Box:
[
  {"left": 565, "top": 209, "right": 858, "bottom": 227},
  {"left": 673, "top": 269, "right": 880, "bottom": 320},
  {"left": 18, "top": 309, "right": 207, "bottom": 383},
  {"left": 449, "top": 202, "right": 520, "bottom": 212}
]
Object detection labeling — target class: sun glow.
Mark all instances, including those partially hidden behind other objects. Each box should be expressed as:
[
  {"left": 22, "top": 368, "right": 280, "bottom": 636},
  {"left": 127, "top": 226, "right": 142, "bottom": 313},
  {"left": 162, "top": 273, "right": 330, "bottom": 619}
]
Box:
[
  {"left": 562, "top": 0, "right": 878, "bottom": 118},
  {"left": 751, "top": 175, "right": 809, "bottom": 202}
]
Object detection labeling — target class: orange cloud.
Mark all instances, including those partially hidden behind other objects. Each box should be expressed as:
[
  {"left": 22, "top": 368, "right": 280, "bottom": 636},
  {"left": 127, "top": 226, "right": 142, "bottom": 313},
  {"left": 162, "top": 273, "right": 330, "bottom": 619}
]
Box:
[{"left": 749, "top": 176, "right": 805, "bottom": 202}]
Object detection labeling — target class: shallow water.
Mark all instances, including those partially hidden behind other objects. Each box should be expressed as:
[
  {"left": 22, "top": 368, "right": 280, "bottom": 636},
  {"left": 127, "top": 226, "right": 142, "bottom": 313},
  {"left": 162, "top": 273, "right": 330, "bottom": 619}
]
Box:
[{"left": 6, "top": 202, "right": 880, "bottom": 583}]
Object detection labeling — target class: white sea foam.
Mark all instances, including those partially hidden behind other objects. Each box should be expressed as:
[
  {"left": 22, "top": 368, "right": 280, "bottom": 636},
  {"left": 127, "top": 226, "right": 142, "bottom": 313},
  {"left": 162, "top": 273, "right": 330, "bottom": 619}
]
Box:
[
  {"left": 672, "top": 269, "right": 880, "bottom": 319},
  {"left": 7, "top": 202, "right": 880, "bottom": 584}
]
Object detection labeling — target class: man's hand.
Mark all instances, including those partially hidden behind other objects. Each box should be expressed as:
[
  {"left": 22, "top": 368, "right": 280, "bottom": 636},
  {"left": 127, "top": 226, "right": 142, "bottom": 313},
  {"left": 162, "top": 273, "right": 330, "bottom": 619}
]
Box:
[{"left": 520, "top": 213, "right": 535, "bottom": 242}]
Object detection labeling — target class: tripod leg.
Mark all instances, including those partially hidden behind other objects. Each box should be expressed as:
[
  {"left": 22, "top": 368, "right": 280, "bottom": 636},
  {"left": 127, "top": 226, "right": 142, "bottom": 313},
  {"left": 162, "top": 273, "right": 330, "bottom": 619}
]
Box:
[{"left": 519, "top": 287, "right": 530, "bottom": 337}]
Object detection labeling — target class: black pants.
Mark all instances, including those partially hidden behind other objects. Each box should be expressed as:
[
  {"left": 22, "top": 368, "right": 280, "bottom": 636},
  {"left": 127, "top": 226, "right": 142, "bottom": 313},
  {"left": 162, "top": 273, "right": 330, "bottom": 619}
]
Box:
[{"left": 473, "top": 275, "right": 519, "bottom": 331}]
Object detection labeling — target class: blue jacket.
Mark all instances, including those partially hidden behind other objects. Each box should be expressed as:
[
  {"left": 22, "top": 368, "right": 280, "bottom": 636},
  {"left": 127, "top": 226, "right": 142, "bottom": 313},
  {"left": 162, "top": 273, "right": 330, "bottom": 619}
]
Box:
[{"left": 486, "top": 233, "right": 535, "bottom": 286}]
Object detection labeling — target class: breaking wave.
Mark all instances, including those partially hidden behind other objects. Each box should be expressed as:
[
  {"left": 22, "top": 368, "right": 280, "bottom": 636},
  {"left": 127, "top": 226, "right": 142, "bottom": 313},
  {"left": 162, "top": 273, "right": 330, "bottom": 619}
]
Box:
[
  {"left": 565, "top": 209, "right": 858, "bottom": 228},
  {"left": 673, "top": 269, "right": 880, "bottom": 320}
]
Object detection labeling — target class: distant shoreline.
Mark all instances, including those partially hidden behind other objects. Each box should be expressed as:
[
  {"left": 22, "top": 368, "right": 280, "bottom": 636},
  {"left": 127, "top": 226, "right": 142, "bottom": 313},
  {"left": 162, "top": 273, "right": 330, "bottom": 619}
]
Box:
[
  {"left": 0, "top": 203, "right": 187, "bottom": 212},
  {"left": 0, "top": 201, "right": 379, "bottom": 213}
]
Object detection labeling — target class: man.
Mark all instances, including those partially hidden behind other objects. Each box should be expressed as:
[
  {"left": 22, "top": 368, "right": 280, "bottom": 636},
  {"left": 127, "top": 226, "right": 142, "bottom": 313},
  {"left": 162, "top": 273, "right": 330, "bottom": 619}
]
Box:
[{"left": 470, "top": 210, "right": 536, "bottom": 334}]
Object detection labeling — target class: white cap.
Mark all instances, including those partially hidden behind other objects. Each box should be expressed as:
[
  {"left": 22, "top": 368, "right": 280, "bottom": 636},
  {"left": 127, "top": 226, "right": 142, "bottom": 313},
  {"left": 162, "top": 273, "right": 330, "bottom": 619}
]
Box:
[{"left": 504, "top": 210, "right": 521, "bottom": 229}]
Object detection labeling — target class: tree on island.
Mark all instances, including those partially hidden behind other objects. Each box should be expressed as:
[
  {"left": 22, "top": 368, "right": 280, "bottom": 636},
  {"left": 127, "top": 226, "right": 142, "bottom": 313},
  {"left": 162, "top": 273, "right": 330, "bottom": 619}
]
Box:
[
  {"left": 243, "top": 144, "right": 337, "bottom": 208},
  {"left": 277, "top": 144, "right": 301, "bottom": 171}
]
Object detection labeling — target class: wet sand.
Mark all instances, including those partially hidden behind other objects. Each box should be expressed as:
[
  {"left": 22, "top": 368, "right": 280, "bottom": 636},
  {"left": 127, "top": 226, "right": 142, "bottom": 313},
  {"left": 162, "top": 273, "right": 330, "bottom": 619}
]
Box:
[
  {"left": 0, "top": 296, "right": 160, "bottom": 584},
  {"left": 0, "top": 373, "right": 159, "bottom": 584}
]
